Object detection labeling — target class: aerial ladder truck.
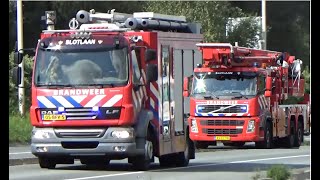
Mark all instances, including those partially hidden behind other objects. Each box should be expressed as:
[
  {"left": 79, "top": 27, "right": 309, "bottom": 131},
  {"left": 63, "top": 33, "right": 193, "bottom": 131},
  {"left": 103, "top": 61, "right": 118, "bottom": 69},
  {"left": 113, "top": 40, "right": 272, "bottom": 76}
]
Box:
[{"left": 183, "top": 43, "right": 310, "bottom": 149}]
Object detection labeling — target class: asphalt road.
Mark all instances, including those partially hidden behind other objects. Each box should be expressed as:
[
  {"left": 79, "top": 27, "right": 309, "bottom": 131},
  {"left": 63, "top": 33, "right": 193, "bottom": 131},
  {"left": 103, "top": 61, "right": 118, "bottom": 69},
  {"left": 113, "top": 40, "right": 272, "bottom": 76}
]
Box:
[{"left": 9, "top": 144, "right": 310, "bottom": 180}]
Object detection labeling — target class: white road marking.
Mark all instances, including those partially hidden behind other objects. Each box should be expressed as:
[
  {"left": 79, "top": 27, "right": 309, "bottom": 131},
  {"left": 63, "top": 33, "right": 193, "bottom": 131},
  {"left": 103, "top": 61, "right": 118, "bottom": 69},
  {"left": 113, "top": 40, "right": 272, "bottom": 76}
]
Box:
[
  {"left": 64, "top": 154, "right": 309, "bottom": 180},
  {"left": 9, "top": 152, "right": 31, "bottom": 155},
  {"left": 64, "top": 172, "right": 144, "bottom": 180}
]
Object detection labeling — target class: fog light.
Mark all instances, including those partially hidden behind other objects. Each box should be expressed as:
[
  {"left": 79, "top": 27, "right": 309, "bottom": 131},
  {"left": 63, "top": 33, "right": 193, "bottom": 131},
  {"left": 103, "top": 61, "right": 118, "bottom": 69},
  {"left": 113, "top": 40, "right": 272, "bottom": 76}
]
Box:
[
  {"left": 36, "top": 146, "right": 48, "bottom": 152},
  {"left": 191, "top": 119, "right": 198, "bottom": 133},
  {"left": 247, "top": 120, "right": 255, "bottom": 133},
  {"left": 114, "top": 146, "right": 126, "bottom": 152}
]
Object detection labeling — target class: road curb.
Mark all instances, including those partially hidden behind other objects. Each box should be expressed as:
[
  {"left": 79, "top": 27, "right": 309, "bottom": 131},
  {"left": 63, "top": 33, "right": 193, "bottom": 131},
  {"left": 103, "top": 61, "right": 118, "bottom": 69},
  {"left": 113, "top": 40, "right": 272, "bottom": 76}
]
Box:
[
  {"left": 290, "top": 168, "right": 310, "bottom": 180},
  {"left": 9, "top": 157, "right": 38, "bottom": 166}
]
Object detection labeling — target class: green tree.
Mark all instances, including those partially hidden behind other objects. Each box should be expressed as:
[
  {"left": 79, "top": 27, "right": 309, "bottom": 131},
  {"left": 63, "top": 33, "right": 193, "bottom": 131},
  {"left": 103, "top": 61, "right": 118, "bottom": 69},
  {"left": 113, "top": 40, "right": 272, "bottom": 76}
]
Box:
[{"left": 144, "top": 1, "right": 259, "bottom": 45}]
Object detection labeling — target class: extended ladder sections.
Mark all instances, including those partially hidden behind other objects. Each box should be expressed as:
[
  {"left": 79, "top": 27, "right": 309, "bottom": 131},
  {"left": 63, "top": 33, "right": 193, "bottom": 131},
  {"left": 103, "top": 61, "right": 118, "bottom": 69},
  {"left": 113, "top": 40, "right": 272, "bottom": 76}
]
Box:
[
  {"left": 43, "top": 9, "right": 201, "bottom": 34},
  {"left": 196, "top": 43, "right": 290, "bottom": 68},
  {"left": 196, "top": 43, "right": 304, "bottom": 96}
]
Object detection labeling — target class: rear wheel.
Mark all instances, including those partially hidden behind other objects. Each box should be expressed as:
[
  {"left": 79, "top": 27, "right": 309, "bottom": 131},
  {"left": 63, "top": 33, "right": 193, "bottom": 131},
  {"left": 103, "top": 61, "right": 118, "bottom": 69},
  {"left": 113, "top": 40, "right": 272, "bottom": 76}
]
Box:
[
  {"left": 294, "top": 121, "right": 303, "bottom": 147},
  {"left": 175, "top": 134, "right": 191, "bottom": 167},
  {"left": 39, "top": 157, "right": 56, "bottom": 169},
  {"left": 159, "top": 154, "right": 176, "bottom": 167},
  {"left": 284, "top": 122, "right": 295, "bottom": 148}
]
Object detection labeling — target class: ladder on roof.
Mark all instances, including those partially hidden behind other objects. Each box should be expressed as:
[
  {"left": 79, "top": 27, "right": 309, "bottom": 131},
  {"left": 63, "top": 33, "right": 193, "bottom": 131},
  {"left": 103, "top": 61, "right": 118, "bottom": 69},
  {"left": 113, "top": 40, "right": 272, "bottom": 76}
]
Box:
[
  {"left": 43, "top": 9, "right": 201, "bottom": 34},
  {"left": 196, "top": 43, "right": 286, "bottom": 68}
]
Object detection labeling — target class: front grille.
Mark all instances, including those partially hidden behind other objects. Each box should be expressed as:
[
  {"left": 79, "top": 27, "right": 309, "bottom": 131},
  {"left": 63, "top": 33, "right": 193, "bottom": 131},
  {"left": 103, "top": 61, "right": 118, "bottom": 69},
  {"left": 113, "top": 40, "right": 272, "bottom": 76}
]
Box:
[
  {"left": 54, "top": 128, "right": 106, "bottom": 138},
  {"left": 203, "top": 128, "right": 243, "bottom": 135},
  {"left": 64, "top": 108, "right": 97, "bottom": 120},
  {"left": 61, "top": 141, "right": 99, "bottom": 149},
  {"left": 201, "top": 120, "right": 245, "bottom": 126},
  {"left": 197, "top": 105, "right": 247, "bottom": 113}
]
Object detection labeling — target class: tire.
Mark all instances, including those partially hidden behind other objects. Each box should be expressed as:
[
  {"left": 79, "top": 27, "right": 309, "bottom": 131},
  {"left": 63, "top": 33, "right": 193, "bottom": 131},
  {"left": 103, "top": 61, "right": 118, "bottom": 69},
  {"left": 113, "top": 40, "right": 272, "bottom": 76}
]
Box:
[
  {"left": 284, "top": 123, "right": 295, "bottom": 148},
  {"left": 256, "top": 122, "right": 273, "bottom": 149},
  {"left": 159, "top": 155, "right": 175, "bottom": 167},
  {"left": 132, "top": 135, "right": 154, "bottom": 171},
  {"left": 175, "top": 134, "right": 191, "bottom": 167},
  {"left": 39, "top": 157, "right": 56, "bottom": 169},
  {"left": 294, "top": 121, "right": 303, "bottom": 147}
]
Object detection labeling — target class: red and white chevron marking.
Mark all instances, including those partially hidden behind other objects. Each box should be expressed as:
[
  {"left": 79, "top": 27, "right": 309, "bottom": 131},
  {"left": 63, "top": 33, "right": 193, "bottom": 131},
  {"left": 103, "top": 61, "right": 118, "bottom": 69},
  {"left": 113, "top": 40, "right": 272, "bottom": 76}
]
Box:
[{"left": 258, "top": 95, "right": 269, "bottom": 109}]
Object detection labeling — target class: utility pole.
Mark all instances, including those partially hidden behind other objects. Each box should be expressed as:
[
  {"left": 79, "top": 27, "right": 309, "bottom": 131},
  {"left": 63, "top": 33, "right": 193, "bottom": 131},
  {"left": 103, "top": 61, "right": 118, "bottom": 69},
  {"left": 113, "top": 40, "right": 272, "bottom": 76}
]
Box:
[
  {"left": 261, "top": 0, "right": 267, "bottom": 50},
  {"left": 17, "top": 0, "right": 25, "bottom": 115}
]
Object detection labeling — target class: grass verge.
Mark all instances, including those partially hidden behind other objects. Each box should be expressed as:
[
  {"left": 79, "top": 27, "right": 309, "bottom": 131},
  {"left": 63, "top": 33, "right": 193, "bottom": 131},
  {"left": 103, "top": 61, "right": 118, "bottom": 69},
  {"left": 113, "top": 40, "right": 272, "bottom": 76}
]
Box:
[{"left": 9, "top": 112, "right": 32, "bottom": 144}]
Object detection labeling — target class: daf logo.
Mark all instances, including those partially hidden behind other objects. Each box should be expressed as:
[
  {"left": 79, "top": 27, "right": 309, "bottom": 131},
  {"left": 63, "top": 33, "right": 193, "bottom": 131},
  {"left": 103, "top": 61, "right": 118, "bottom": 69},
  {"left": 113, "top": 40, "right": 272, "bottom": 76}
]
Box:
[
  {"left": 106, "top": 109, "right": 120, "bottom": 114},
  {"left": 41, "top": 111, "right": 58, "bottom": 115}
]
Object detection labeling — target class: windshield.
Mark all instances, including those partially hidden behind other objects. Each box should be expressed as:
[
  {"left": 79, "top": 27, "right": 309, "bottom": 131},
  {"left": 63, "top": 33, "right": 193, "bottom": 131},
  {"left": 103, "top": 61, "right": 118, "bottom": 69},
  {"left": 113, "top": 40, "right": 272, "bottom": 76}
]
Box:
[
  {"left": 191, "top": 72, "right": 257, "bottom": 97},
  {"left": 34, "top": 48, "right": 129, "bottom": 87}
]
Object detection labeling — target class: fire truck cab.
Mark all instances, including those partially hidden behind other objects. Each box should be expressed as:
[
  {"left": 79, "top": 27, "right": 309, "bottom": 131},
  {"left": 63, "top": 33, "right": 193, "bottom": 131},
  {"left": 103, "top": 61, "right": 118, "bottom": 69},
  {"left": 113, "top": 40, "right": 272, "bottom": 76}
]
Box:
[
  {"left": 13, "top": 9, "right": 203, "bottom": 170},
  {"left": 184, "top": 43, "right": 310, "bottom": 149}
]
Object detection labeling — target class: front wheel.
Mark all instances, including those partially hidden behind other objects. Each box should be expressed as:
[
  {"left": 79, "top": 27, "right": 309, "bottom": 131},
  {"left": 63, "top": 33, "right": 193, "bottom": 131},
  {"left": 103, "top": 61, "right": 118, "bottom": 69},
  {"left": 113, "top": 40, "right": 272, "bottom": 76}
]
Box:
[
  {"left": 132, "top": 138, "right": 154, "bottom": 171},
  {"left": 256, "top": 122, "right": 273, "bottom": 149},
  {"left": 39, "top": 157, "right": 56, "bottom": 169}
]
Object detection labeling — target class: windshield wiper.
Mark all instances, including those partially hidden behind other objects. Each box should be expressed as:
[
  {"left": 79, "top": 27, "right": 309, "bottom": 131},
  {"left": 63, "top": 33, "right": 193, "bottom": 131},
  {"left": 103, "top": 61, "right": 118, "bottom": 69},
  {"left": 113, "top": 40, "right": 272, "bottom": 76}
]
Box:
[
  {"left": 204, "top": 92, "right": 219, "bottom": 99},
  {"left": 231, "top": 92, "right": 249, "bottom": 99},
  {"left": 89, "top": 83, "right": 114, "bottom": 88},
  {"left": 36, "top": 84, "right": 75, "bottom": 88}
]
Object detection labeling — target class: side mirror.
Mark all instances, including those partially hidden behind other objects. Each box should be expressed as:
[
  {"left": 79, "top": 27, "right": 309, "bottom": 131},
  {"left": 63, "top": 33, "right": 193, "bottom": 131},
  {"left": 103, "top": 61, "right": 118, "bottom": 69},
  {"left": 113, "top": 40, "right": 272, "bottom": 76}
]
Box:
[
  {"left": 14, "top": 52, "right": 23, "bottom": 64},
  {"left": 146, "top": 64, "right": 158, "bottom": 82},
  {"left": 264, "top": 90, "right": 272, "bottom": 97},
  {"left": 266, "top": 76, "right": 272, "bottom": 91},
  {"left": 183, "top": 77, "right": 189, "bottom": 97},
  {"left": 12, "top": 67, "right": 21, "bottom": 87},
  {"left": 145, "top": 49, "right": 156, "bottom": 62}
]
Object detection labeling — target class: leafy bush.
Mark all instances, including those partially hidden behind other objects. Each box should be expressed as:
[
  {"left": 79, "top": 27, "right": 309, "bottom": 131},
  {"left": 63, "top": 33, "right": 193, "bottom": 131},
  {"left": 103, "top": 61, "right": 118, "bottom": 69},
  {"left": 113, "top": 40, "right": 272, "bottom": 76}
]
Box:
[{"left": 267, "top": 164, "right": 291, "bottom": 180}]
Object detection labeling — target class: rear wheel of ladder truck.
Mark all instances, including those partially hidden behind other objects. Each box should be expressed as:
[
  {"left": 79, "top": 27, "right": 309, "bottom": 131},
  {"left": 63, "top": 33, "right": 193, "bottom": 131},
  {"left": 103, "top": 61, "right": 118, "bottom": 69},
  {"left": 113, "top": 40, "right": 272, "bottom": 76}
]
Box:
[
  {"left": 256, "top": 120, "right": 273, "bottom": 149},
  {"left": 294, "top": 120, "right": 303, "bottom": 147},
  {"left": 283, "top": 120, "right": 295, "bottom": 148},
  {"left": 132, "top": 128, "right": 154, "bottom": 171}
]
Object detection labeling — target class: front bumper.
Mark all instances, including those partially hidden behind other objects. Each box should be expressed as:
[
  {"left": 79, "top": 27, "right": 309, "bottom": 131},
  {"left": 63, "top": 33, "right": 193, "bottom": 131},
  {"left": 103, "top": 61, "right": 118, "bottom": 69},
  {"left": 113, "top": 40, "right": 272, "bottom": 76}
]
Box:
[
  {"left": 188, "top": 116, "right": 264, "bottom": 142},
  {"left": 31, "top": 127, "right": 144, "bottom": 158},
  {"left": 189, "top": 133, "right": 261, "bottom": 142}
]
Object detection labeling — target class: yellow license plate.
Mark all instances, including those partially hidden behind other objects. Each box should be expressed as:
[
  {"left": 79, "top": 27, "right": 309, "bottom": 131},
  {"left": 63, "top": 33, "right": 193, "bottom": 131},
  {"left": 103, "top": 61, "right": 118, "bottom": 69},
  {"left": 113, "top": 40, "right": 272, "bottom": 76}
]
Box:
[
  {"left": 215, "top": 136, "right": 230, "bottom": 141},
  {"left": 43, "top": 114, "right": 66, "bottom": 121}
]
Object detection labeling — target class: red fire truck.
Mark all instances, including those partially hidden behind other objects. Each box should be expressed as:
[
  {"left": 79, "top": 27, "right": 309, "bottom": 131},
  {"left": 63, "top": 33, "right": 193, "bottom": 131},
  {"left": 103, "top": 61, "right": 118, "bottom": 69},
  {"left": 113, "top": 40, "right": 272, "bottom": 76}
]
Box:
[
  {"left": 12, "top": 9, "right": 203, "bottom": 170},
  {"left": 183, "top": 43, "right": 310, "bottom": 149}
]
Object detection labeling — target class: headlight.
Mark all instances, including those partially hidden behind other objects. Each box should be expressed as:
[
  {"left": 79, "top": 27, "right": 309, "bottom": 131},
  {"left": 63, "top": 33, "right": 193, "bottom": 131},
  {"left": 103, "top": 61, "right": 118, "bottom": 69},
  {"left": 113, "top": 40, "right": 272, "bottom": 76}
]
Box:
[
  {"left": 191, "top": 119, "right": 198, "bottom": 133},
  {"left": 111, "top": 130, "right": 132, "bottom": 139},
  {"left": 247, "top": 120, "right": 255, "bottom": 133},
  {"left": 32, "top": 130, "right": 51, "bottom": 139}
]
